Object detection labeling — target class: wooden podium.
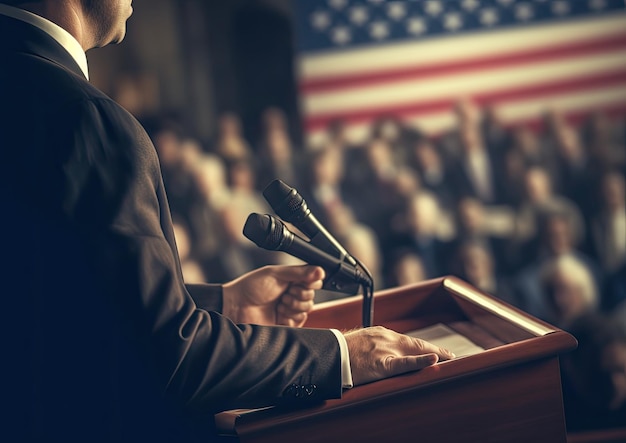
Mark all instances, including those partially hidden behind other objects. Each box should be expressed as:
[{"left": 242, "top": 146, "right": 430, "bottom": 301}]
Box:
[{"left": 215, "top": 276, "right": 578, "bottom": 443}]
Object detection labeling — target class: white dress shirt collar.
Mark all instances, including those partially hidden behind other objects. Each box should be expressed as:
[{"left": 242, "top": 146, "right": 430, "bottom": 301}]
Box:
[{"left": 0, "top": 3, "right": 89, "bottom": 80}]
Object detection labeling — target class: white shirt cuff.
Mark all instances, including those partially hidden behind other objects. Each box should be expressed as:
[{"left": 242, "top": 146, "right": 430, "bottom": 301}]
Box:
[{"left": 330, "top": 328, "right": 353, "bottom": 389}]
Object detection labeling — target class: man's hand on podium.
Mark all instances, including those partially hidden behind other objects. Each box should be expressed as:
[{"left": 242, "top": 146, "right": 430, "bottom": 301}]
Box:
[{"left": 344, "top": 326, "right": 456, "bottom": 386}]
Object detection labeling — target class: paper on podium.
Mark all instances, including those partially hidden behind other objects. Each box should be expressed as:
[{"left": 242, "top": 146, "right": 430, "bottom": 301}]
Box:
[{"left": 406, "top": 323, "right": 485, "bottom": 358}]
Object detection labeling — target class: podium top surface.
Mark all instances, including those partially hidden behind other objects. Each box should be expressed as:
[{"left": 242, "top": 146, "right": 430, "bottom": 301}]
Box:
[{"left": 305, "top": 276, "right": 562, "bottom": 339}]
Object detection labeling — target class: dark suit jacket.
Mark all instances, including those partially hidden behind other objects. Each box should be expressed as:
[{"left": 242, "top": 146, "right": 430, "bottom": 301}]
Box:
[{"left": 0, "top": 13, "right": 341, "bottom": 442}]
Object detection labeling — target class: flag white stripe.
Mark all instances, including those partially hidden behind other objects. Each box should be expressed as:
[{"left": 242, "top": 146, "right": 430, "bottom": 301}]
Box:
[{"left": 301, "top": 49, "right": 626, "bottom": 116}]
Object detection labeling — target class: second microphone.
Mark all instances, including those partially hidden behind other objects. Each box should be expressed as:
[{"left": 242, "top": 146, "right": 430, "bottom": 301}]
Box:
[{"left": 243, "top": 212, "right": 371, "bottom": 294}]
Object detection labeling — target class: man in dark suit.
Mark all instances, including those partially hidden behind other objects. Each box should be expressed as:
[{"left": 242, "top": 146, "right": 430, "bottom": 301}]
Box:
[{"left": 0, "top": 1, "right": 453, "bottom": 441}]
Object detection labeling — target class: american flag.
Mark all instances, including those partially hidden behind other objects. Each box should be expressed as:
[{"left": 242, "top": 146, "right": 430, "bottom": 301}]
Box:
[{"left": 292, "top": 0, "right": 626, "bottom": 143}]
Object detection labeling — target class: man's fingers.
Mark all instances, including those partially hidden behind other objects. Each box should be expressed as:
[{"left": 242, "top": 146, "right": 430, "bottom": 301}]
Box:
[
  {"left": 386, "top": 354, "right": 439, "bottom": 377},
  {"left": 272, "top": 265, "right": 323, "bottom": 328},
  {"left": 287, "top": 285, "right": 316, "bottom": 302},
  {"left": 279, "top": 280, "right": 317, "bottom": 316},
  {"left": 278, "top": 294, "right": 314, "bottom": 315},
  {"left": 273, "top": 265, "right": 325, "bottom": 289},
  {"left": 276, "top": 310, "right": 307, "bottom": 327},
  {"left": 410, "top": 337, "right": 456, "bottom": 361}
]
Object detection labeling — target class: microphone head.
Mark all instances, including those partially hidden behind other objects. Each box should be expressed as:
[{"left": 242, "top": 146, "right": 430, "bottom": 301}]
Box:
[
  {"left": 243, "top": 213, "right": 286, "bottom": 251},
  {"left": 263, "top": 179, "right": 307, "bottom": 222}
]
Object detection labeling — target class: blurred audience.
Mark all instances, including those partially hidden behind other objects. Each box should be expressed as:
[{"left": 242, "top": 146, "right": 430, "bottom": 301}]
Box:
[
  {"left": 583, "top": 110, "right": 626, "bottom": 179},
  {"left": 221, "top": 158, "right": 285, "bottom": 274},
  {"left": 138, "top": 97, "right": 624, "bottom": 433},
  {"left": 144, "top": 116, "right": 198, "bottom": 226},
  {"left": 481, "top": 103, "right": 510, "bottom": 154},
  {"left": 385, "top": 250, "right": 427, "bottom": 289},
  {"left": 445, "top": 196, "right": 515, "bottom": 275},
  {"left": 447, "top": 121, "right": 505, "bottom": 205},
  {"left": 172, "top": 219, "right": 206, "bottom": 284},
  {"left": 588, "top": 170, "right": 626, "bottom": 275},
  {"left": 324, "top": 202, "right": 383, "bottom": 289},
  {"left": 407, "top": 136, "right": 455, "bottom": 210},
  {"left": 389, "top": 191, "right": 451, "bottom": 280},
  {"left": 212, "top": 111, "right": 253, "bottom": 163},
  {"left": 515, "top": 165, "right": 584, "bottom": 251},
  {"left": 186, "top": 153, "right": 232, "bottom": 282},
  {"left": 301, "top": 143, "right": 349, "bottom": 227},
  {"left": 439, "top": 96, "right": 483, "bottom": 160},
  {"left": 449, "top": 239, "right": 518, "bottom": 307},
  {"left": 353, "top": 138, "right": 423, "bottom": 246},
  {"left": 561, "top": 315, "right": 626, "bottom": 431},
  {"left": 370, "top": 114, "right": 419, "bottom": 166},
  {"left": 552, "top": 125, "right": 592, "bottom": 211},
  {"left": 514, "top": 210, "right": 601, "bottom": 321},
  {"left": 539, "top": 254, "right": 600, "bottom": 329},
  {"left": 255, "top": 107, "right": 303, "bottom": 190},
  {"left": 510, "top": 125, "right": 558, "bottom": 176}
]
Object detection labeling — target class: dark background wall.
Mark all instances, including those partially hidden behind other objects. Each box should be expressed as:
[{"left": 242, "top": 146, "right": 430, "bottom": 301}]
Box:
[{"left": 88, "top": 0, "right": 301, "bottom": 147}]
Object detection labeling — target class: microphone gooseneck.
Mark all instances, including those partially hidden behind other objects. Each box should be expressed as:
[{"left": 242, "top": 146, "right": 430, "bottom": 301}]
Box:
[{"left": 263, "top": 179, "right": 359, "bottom": 267}]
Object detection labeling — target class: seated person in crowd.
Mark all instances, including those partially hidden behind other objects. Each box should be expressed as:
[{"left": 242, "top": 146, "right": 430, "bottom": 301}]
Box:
[{"left": 561, "top": 315, "right": 626, "bottom": 431}]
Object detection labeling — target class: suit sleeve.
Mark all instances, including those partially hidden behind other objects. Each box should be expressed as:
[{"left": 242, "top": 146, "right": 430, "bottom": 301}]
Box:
[
  {"left": 185, "top": 283, "right": 223, "bottom": 313},
  {"left": 56, "top": 96, "right": 343, "bottom": 413}
]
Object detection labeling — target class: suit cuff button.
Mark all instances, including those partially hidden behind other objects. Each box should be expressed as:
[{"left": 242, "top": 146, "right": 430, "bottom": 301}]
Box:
[
  {"left": 304, "top": 384, "right": 317, "bottom": 396},
  {"left": 283, "top": 383, "right": 300, "bottom": 398},
  {"left": 283, "top": 383, "right": 317, "bottom": 399}
]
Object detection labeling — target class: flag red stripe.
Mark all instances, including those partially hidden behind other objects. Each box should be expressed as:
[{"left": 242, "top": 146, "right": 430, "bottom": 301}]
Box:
[
  {"left": 303, "top": 68, "right": 626, "bottom": 131},
  {"left": 299, "top": 33, "right": 626, "bottom": 95}
]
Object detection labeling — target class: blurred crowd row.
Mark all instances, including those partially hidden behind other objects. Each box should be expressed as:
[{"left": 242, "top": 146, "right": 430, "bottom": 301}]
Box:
[{"left": 140, "top": 100, "right": 626, "bottom": 431}]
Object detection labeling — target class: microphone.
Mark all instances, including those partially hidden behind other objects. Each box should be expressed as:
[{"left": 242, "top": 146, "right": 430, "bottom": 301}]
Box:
[
  {"left": 243, "top": 213, "right": 369, "bottom": 294},
  {"left": 262, "top": 179, "right": 358, "bottom": 267}
]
